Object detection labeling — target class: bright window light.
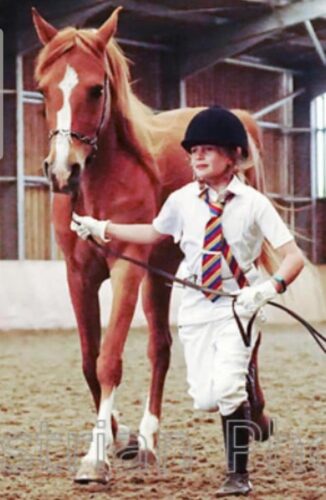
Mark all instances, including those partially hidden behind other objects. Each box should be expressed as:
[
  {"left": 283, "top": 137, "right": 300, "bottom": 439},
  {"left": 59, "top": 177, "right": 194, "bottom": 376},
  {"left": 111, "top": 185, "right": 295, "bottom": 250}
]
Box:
[{"left": 311, "top": 94, "right": 326, "bottom": 198}]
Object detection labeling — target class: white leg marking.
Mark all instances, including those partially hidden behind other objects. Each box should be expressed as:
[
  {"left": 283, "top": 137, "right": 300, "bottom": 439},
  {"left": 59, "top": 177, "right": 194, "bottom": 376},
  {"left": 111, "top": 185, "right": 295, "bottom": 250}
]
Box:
[
  {"left": 83, "top": 390, "right": 115, "bottom": 463},
  {"left": 139, "top": 396, "right": 159, "bottom": 452},
  {"left": 54, "top": 65, "right": 79, "bottom": 179}
]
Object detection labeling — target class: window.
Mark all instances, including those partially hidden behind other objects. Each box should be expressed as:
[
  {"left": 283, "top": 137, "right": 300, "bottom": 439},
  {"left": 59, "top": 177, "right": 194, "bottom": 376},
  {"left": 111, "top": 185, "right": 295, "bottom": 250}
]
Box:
[{"left": 311, "top": 94, "right": 326, "bottom": 198}]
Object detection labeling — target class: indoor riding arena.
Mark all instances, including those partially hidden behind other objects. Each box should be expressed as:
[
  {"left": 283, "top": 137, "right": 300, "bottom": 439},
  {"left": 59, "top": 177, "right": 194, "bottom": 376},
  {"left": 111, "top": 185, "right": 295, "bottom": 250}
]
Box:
[{"left": 1, "top": 1, "right": 326, "bottom": 499}]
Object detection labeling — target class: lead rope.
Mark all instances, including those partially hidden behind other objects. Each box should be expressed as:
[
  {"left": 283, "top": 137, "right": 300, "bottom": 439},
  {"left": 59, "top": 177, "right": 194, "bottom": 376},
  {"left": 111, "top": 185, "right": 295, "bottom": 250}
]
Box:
[{"left": 86, "top": 236, "right": 326, "bottom": 354}]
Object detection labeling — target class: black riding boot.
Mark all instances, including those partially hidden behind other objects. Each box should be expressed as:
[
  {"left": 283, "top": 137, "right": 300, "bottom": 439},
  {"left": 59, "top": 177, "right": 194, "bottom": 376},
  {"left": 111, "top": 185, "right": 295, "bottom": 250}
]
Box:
[{"left": 216, "top": 402, "right": 252, "bottom": 497}]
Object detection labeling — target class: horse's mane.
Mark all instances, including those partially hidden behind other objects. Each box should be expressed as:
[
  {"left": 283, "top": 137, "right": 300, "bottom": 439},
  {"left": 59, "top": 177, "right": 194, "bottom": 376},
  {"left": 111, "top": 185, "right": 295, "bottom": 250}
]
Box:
[{"left": 35, "top": 28, "right": 158, "bottom": 182}]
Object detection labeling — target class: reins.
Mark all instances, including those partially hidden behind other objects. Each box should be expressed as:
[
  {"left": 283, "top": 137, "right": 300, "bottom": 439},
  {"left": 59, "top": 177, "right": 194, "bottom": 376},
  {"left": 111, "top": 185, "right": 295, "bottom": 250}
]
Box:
[{"left": 87, "top": 236, "right": 326, "bottom": 354}]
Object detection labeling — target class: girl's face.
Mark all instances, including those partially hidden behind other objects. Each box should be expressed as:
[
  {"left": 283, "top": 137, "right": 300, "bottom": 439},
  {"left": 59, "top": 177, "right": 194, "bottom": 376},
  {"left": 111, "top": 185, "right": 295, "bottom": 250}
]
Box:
[{"left": 189, "top": 145, "right": 234, "bottom": 185}]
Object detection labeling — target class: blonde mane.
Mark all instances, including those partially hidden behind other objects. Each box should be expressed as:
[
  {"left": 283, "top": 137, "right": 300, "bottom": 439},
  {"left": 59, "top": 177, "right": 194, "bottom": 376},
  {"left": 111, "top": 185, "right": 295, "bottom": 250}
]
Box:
[{"left": 35, "top": 28, "right": 158, "bottom": 182}]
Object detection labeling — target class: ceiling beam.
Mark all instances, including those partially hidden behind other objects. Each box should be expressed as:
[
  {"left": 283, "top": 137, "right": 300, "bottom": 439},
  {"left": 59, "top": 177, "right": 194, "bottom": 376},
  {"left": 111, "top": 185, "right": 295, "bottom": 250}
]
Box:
[
  {"left": 93, "top": 0, "right": 215, "bottom": 24},
  {"left": 180, "top": 0, "right": 326, "bottom": 77},
  {"left": 18, "top": 0, "right": 216, "bottom": 53},
  {"left": 253, "top": 88, "right": 305, "bottom": 119},
  {"left": 304, "top": 20, "right": 326, "bottom": 65}
]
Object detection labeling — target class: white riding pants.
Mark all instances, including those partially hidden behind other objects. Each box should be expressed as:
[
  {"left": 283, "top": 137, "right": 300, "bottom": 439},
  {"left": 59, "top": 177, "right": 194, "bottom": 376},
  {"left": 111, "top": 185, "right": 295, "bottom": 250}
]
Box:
[{"left": 178, "top": 314, "right": 257, "bottom": 416}]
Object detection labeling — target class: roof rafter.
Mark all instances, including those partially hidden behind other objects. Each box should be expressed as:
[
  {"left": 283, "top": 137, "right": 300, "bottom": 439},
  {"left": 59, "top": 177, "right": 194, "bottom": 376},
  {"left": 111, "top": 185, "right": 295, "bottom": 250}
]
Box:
[
  {"left": 18, "top": 0, "right": 216, "bottom": 53},
  {"left": 180, "top": 0, "right": 326, "bottom": 77}
]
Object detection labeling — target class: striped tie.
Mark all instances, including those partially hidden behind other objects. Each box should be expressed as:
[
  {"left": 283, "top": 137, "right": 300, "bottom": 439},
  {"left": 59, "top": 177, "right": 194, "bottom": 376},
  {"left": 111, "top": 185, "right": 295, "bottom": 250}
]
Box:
[{"left": 200, "top": 189, "right": 248, "bottom": 302}]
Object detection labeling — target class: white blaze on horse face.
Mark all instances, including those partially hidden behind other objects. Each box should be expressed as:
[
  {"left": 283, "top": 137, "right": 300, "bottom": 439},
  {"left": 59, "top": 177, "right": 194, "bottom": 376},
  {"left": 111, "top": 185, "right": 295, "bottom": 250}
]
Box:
[
  {"left": 83, "top": 390, "right": 115, "bottom": 463},
  {"left": 54, "top": 65, "right": 79, "bottom": 182},
  {"left": 138, "top": 396, "right": 159, "bottom": 453}
]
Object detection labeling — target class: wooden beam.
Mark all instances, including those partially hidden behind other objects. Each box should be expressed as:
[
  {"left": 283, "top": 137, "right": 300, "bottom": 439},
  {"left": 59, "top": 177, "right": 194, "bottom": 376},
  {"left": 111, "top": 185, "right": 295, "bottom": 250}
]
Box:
[
  {"left": 18, "top": 0, "right": 215, "bottom": 53},
  {"left": 180, "top": 0, "right": 326, "bottom": 77},
  {"left": 253, "top": 89, "right": 305, "bottom": 119},
  {"left": 304, "top": 20, "right": 326, "bottom": 65}
]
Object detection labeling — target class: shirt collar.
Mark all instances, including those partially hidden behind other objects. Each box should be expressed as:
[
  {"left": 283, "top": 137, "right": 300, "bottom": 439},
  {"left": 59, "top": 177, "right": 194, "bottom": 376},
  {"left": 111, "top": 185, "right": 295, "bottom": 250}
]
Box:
[{"left": 196, "top": 174, "right": 246, "bottom": 202}]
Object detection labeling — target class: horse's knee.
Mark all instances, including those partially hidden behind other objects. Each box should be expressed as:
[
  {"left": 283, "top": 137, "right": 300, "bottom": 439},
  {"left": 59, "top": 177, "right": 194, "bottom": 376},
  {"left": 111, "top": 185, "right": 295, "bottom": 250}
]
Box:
[{"left": 96, "top": 353, "right": 123, "bottom": 387}]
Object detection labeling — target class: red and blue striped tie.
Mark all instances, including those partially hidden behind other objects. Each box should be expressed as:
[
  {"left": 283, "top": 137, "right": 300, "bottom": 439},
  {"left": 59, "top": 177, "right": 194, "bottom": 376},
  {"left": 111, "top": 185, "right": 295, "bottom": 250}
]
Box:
[{"left": 201, "top": 190, "right": 248, "bottom": 302}]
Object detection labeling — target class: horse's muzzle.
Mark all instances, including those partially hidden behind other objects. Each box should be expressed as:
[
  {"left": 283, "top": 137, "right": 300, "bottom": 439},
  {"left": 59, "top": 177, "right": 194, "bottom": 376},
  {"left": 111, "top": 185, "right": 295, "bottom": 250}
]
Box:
[{"left": 44, "top": 160, "right": 82, "bottom": 195}]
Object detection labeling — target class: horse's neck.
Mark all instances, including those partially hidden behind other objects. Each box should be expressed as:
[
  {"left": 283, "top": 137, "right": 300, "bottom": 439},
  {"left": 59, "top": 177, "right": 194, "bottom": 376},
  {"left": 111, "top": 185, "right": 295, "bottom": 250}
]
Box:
[{"left": 78, "top": 120, "right": 158, "bottom": 219}]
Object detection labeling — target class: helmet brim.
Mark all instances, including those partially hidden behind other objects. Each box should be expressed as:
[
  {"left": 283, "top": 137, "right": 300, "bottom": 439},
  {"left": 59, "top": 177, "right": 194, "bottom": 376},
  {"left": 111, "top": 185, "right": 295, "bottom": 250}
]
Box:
[{"left": 181, "top": 139, "right": 248, "bottom": 159}]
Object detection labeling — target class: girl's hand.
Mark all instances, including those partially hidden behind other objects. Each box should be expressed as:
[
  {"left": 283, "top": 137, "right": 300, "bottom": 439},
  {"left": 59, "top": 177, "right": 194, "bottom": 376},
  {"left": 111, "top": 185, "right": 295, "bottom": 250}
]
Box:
[
  {"left": 70, "top": 213, "right": 110, "bottom": 242},
  {"left": 236, "top": 281, "right": 277, "bottom": 314}
]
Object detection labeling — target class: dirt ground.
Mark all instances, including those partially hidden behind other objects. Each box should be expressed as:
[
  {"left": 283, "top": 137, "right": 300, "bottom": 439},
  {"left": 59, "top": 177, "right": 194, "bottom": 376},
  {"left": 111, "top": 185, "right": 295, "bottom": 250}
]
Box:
[{"left": 0, "top": 323, "right": 325, "bottom": 500}]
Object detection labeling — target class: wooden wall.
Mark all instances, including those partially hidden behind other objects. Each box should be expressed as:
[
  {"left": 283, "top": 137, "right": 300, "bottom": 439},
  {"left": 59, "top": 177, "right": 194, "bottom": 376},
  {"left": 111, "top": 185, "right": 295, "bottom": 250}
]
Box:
[
  {"left": 292, "top": 75, "right": 326, "bottom": 263},
  {"left": 0, "top": 38, "right": 18, "bottom": 259}
]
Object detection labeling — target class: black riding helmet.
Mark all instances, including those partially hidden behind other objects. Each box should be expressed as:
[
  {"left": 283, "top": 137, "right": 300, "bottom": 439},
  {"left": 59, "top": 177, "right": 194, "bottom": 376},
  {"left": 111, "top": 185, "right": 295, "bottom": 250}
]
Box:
[{"left": 181, "top": 106, "right": 249, "bottom": 158}]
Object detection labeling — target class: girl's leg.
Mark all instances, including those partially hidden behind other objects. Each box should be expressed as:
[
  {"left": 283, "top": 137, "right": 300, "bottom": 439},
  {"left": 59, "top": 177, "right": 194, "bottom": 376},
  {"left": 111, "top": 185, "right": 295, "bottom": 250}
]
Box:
[
  {"left": 217, "top": 403, "right": 252, "bottom": 497},
  {"left": 178, "top": 322, "right": 219, "bottom": 412},
  {"left": 212, "top": 317, "right": 254, "bottom": 497}
]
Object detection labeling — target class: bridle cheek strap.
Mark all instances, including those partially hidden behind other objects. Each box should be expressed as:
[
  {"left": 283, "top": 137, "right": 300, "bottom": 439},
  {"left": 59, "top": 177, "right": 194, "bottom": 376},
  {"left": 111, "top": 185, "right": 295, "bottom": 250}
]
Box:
[{"left": 48, "top": 75, "right": 109, "bottom": 155}]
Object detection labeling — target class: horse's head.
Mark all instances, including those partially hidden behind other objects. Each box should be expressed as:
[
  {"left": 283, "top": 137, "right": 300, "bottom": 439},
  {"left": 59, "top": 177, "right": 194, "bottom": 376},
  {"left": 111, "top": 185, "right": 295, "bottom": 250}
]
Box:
[{"left": 32, "top": 7, "right": 122, "bottom": 194}]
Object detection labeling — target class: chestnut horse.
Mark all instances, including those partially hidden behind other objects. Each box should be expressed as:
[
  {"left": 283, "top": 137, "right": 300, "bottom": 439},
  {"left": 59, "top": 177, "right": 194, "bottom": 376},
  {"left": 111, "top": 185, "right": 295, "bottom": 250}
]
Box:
[{"left": 32, "top": 7, "right": 267, "bottom": 484}]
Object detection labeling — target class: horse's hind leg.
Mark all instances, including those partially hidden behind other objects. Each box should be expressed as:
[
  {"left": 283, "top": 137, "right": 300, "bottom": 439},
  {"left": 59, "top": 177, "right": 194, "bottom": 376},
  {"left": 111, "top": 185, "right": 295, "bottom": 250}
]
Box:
[
  {"left": 247, "top": 332, "right": 274, "bottom": 441},
  {"left": 139, "top": 242, "right": 182, "bottom": 463}
]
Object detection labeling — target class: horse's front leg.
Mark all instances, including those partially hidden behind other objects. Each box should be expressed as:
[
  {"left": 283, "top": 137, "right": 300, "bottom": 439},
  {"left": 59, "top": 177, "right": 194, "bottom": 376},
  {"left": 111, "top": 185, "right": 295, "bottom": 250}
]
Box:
[
  {"left": 66, "top": 252, "right": 108, "bottom": 411},
  {"left": 75, "top": 256, "right": 146, "bottom": 484}
]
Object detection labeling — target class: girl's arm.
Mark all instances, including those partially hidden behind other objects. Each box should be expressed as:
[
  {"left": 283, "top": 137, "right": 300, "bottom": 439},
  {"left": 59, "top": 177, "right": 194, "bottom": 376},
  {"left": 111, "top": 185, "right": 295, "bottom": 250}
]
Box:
[
  {"left": 236, "top": 240, "right": 304, "bottom": 313},
  {"left": 272, "top": 240, "right": 304, "bottom": 292},
  {"left": 71, "top": 213, "right": 165, "bottom": 245}
]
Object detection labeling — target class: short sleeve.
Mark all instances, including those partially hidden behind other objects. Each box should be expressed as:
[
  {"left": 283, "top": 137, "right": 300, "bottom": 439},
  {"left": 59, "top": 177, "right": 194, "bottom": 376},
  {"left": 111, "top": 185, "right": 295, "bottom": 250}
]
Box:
[
  {"left": 254, "top": 193, "right": 294, "bottom": 249},
  {"left": 152, "top": 192, "right": 183, "bottom": 243}
]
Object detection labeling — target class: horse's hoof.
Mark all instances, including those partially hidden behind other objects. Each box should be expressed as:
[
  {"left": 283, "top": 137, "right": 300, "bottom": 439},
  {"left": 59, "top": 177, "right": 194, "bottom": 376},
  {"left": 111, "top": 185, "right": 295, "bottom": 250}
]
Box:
[
  {"left": 116, "top": 433, "right": 139, "bottom": 460},
  {"left": 137, "top": 448, "right": 157, "bottom": 467},
  {"left": 74, "top": 459, "right": 110, "bottom": 485}
]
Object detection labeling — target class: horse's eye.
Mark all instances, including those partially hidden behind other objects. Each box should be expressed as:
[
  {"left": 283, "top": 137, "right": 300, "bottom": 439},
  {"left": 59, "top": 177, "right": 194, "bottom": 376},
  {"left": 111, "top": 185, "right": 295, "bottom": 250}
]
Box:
[{"left": 89, "top": 85, "right": 104, "bottom": 99}]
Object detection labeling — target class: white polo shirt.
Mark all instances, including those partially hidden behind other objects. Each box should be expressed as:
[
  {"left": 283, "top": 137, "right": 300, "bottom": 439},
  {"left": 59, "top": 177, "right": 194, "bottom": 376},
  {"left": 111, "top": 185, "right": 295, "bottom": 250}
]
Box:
[{"left": 153, "top": 176, "right": 294, "bottom": 326}]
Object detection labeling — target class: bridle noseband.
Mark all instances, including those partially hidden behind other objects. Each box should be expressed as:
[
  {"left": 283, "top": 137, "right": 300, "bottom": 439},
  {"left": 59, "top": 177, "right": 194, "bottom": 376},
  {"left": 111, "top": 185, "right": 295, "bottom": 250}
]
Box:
[
  {"left": 48, "top": 129, "right": 99, "bottom": 151},
  {"left": 48, "top": 75, "right": 109, "bottom": 157}
]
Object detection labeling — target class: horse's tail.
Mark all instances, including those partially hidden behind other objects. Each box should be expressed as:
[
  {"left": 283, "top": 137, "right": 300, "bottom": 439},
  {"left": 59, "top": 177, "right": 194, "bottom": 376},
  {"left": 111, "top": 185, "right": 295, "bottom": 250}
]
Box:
[
  {"left": 234, "top": 109, "right": 282, "bottom": 274},
  {"left": 233, "top": 109, "right": 266, "bottom": 192}
]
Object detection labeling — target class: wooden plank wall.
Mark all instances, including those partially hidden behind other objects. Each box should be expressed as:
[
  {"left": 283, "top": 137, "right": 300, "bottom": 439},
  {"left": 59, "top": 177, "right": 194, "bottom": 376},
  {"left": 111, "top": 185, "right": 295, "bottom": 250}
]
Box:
[
  {"left": 292, "top": 87, "right": 313, "bottom": 259},
  {"left": 0, "top": 40, "right": 18, "bottom": 259},
  {"left": 0, "top": 94, "right": 18, "bottom": 259},
  {"left": 23, "top": 50, "right": 50, "bottom": 259}
]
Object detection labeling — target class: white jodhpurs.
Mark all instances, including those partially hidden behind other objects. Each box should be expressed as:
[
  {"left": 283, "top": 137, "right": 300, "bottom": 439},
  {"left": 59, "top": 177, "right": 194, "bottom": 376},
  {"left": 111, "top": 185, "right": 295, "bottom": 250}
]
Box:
[{"left": 178, "top": 315, "right": 257, "bottom": 416}]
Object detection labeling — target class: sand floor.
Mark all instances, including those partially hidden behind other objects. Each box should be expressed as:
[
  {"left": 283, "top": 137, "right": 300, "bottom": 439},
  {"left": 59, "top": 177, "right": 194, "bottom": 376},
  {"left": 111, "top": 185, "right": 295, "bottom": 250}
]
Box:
[{"left": 0, "top": 324, "right": 325, "bottom": 499}]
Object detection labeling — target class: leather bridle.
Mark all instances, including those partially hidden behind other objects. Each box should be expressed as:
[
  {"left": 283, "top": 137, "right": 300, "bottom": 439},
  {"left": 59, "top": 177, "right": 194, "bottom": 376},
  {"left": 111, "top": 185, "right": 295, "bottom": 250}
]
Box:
[{"left": 48, "top": 76, "right": 109, "bottom": 157}]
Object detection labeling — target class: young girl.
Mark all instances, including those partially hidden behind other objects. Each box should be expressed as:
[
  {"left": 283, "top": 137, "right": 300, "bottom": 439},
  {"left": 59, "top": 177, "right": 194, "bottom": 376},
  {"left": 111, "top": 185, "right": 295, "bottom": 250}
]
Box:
[{"left": 71, "top": 106, "right": 304, "bottom": 497}]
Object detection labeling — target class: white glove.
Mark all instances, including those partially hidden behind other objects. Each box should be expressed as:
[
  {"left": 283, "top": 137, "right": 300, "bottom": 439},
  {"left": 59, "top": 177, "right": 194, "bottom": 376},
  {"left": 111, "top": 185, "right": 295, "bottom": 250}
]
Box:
[
  {"left": 236, "top": 281, "right": 277, "bottom": 314},
  {"left": 70, "top": 213, "right": 110, "bottom": 242}
]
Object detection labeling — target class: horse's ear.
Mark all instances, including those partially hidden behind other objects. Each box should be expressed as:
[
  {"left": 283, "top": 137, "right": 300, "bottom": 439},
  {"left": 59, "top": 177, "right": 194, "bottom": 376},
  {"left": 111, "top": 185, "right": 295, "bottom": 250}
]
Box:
[
  {"left": 98, "top": 7, "right": 122, "bottom": 45},
  {"left": 32, "top": 7, "right": 58, "bottom": 46}
]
